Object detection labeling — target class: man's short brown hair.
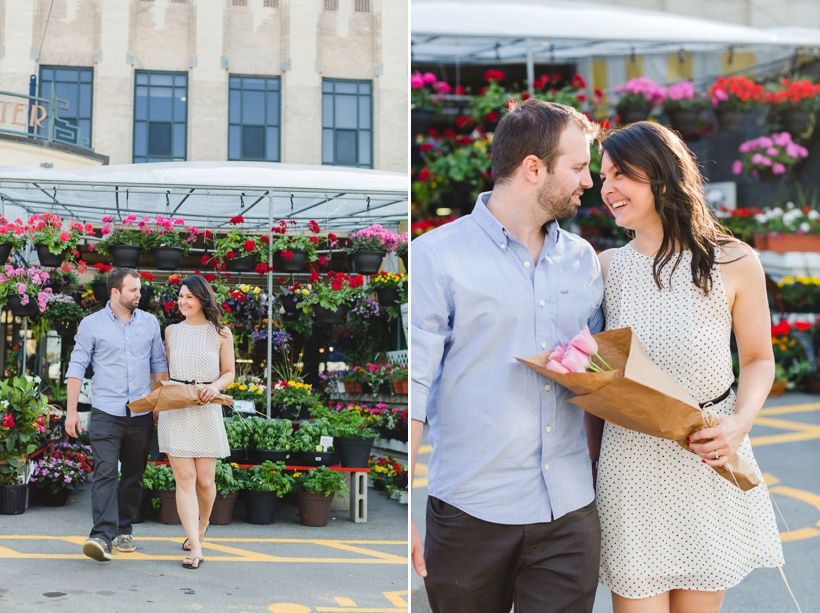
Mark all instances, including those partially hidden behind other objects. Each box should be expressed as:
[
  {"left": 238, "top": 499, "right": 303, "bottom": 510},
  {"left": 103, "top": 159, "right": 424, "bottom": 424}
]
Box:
[
  {"left": 491, "top": 100, "right": 599, "bottom": 185},
  {"left": 107, "top": 268, "right": 140, "bottom": 294}
]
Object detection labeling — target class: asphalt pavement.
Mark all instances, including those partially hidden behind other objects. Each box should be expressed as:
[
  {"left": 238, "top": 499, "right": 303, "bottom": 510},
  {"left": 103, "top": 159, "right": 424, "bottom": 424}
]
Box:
[{"left": 411, "top": 391, "right": 820, "bottom": 613}]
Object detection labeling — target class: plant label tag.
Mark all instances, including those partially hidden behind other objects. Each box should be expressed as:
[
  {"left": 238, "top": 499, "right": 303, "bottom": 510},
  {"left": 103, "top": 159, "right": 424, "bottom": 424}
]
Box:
[
  {"left": 320, "top": 436, "right": 334, "bottom": 451},
  {"left": 234, "top": 400, "right": 255, "bottom": 415}
]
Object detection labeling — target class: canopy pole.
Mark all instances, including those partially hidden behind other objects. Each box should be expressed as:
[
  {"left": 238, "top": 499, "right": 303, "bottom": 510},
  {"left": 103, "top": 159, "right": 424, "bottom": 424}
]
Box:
[
  {"left": 266, "top": 193, "right": 273, "bottom": 419},
  {"left": 526, "top": 38, "right": 534, "bottom": 95}
]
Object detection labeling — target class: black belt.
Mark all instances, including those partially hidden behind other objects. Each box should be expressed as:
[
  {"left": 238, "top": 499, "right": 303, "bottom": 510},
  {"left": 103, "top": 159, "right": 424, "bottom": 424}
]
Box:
[
  {"left": 171, "top": 378, "right": 213, "bottom": 385},
  {"left": 699, "top": 387, "right": 732, "bottom": 408}
]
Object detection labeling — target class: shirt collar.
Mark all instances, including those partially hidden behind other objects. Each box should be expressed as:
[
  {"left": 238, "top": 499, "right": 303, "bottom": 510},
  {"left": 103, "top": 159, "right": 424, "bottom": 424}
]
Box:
[
  {"left": 105, "top": 302, "right": 139, "bottom": 323},
  {"left": 471, "top": 191, "right": 562, "bottom": 253}
]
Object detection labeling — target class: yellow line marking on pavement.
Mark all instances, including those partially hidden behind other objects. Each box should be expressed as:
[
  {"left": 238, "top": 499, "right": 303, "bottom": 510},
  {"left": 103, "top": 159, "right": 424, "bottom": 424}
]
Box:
[
  {"left": 314, "top": 593, "right": 408, "bottom": 612},
  {"left": 317, "top": 542, "right": 407, "bottom": 563},
  {"left": 314, "top": 609, "right": 405, "bottom": 612},
  {"left": 750, "top": 417, "right": 820, "bottom": 446},
  {"left": 383, "top": 591, "right": 408, "bottom": 606},
  {"left": 779, "top": 527, "right": 820, "bottom": 542},
  {"left": 758, "top": 402, "right": 820, "bottom": 415},
  {"left": 335, "top": 597, "right": 357, "bottom": 606},
  {"left": 418, "top": 445, "right": 432, "bottom": 454},
  {"left": 412, "top": 463, "right": 428, "bottom": 489},
  {"left": 762, "top": 473, "right": 780, "bottom": 486}
]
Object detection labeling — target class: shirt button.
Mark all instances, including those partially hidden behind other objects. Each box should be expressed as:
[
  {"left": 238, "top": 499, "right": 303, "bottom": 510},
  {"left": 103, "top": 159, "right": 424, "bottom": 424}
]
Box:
[
  {"left": 540, "top": 300, "right": 545, "bottom": 307},
  {"left": 500, "top": 244, "right": 506, "bottom": 249},
  {"left": 545, "top": 384, "right": 551, "bottom": 391},
  {"left": 544, "top": 464, "right": 550, "bottom": 471},
  {"left": 546, "top": 426, "right": 552, "bottom": 433},
  {"left": 541, "top": 342, "right": 547, "bottom": 349},
  {"left": 524, "top": 261, "right": 531, "bottom": 268}
]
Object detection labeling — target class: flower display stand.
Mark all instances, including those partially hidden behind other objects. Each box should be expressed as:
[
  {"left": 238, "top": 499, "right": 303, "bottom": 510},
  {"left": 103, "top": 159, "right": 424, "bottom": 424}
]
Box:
[
  {"left": 755, "top": 234, "right": 820, "bottom": 253},
  {"left": 759, "top": 251, "right": 820, "bottom": 279}
]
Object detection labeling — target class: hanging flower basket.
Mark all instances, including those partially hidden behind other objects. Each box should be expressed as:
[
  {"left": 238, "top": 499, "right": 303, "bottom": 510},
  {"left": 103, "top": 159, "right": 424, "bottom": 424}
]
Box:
[
  {"left": 0, "top": 244, "right": 11, "bottom": 267},
  {"left": 225, "top": 254, "right": 257, "bottom": 272},
  {"left": 152, "top": 246, "right": 184, "bottom": 270},
  {"left": 109, "top": 245, "right": 142, "bottom": 268},
  {"left": 375, "top": 287, "right": 401, "bottom": 307},
  {"left": 277, "top": 249, "right": 308, "bottom": 273},
  {"left": 6, "top": 295, "right": 39, "bottom": 317},
  {"left": 411, "top": 107, "right": 435, "bottom": 135},
  {"left": 54, "top": 320, "right": 78, "bottom": 337},
  {"left": 351, "top": 251, "right": 385, "bottom": 275},
  {"left": 137, "top": 286, "right": 154, "bottom": 310},
  {"left": 35, "top": 244, "right": 67, "bottom": 268},
  {"left": 91, "top": 281, "right": 109, "bottom": 303},
  {"left": 715, "top": 110, "right": 747, "bottom": 131},
  {"left": 313, "top": 304, "right": 342, "bottom": 325}
]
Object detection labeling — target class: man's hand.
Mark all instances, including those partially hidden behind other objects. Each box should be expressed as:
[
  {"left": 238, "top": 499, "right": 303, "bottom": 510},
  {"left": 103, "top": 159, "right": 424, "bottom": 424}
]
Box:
[
  {"left": 65, "top": 408, "right": 82, "bottom": 439},
  {"left": 411, "top": 519, "right": 427, "bottom": 578}
]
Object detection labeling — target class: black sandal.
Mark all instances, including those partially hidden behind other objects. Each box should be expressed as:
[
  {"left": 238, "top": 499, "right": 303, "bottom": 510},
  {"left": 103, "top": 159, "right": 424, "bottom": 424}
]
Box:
[
  {"left": 182, "top": 526, "right": 208, "bottom": 551},
  {"left": 182, "top": 556, "right": 204, "bottom": 569}
]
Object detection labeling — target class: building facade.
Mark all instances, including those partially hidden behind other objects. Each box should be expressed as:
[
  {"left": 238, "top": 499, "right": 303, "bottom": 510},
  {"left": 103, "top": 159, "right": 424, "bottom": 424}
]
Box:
[{"left": 0, "top": 0, "right": 408, "bottom": 170}]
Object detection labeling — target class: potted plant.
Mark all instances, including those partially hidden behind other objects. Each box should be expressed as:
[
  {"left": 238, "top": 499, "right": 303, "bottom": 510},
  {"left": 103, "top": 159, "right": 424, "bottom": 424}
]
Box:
[
  {"left": 369, "top": 271, "right": 407, "bottom": 307},
  {"left": 305, "top": 272, "right": 365, "bottom": 324},
  {"left": 210, "top": 459, "right": 241, "bottom": 525},
  {"left": 224, "top": 413, "right": 252, "bottom": 462},
  {"left": 394, "top": 232, "right": 408, "bottom": 270},
  {"left": 0, "top": 217, "right": 27, "bottom": 266},
  {"left": 136, "top": 272, "right": 155, "bottom": 310},
  {"left": 391, "top": 367, "right": 408, "bottom": 395},
  {"left": 44, "top": 294, "right": 83, "bottom": 337},
  {"left": 709, "top": 75, "right": 764, "bottom": 131},
  {"left": 238, "top": 460, "right": 294, "bottom": 525},
  {"left": 661, "top": 81, "right": 709, "bottom": 134},
  {"left": 732, "top": 133, "right": 808, "bottom": 184},
  {"left": 410, "top": 70, "right": 450, "bottom": 134},
  {"left": 750, "top": 202, "right": 820, "bottom": 252},
  {"left": 369, "top": 454, "right": 408, "bottom": 499},
  {"left": 206, "top": 215, "right": 271, "bottom": 273},
  {"left": 144, "top": 214, "right": 197, "bottom": 269},
  {"left": 142, "top": 463, "right": 179, "bottom": 524},
  {"left": 28, "top": 445, "right": 92, "bottom": 507},
  {"left": 0, "top": 375, "right": 49, "bottom": 515},
  {"left": 311, "top": 406, "right": 378, "bottom": 468},
  {"left": 340, "top": 368, "right": 369, "bottom": 394},
  {"left": 0, "top": 266, "right": 53, "bottom": 317},
  {"left": 293, "top": 466, "right": 348, "bottom": 527},
  {"left": 270, "top": 380, "right": 320, "bottom": 421},
  {"left": 290, "top": 417, "right": 339, "bottom": 466},
  {"left": 26, "top": 213, "right": 91, "bottom": 268},
  {"left": 763, "top": 77, "right": 820, "bottom": 136},
  {"left": 95, "top": 214, "right": 150, "bottom": 267},
  {"left": 613, "top": 76, "right": 666, "bottom": 124},
  {"left": 344, "top": 224, "right": 398, "bottom": 275},
  {"left": 469, "top": 69, "right": 511, "bottom": 132},
  {"left": 248, "top": 417, "right": 294, "bottom": 463},
  {"left": 270, "top": 219, "right": 322, "bottom": 273},
  {"left": 90, "top": 263, "right": 111, "bottom": 303}
]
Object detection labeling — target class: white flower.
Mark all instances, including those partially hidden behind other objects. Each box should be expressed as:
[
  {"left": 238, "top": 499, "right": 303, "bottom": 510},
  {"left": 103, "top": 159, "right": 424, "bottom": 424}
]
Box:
[
  {"left": 33, "top": 375, "right": 41, "bottom": 384},
  {"left": 800, "top": 222, "right": 811, "bottom": 233},
  {"left": 0, "top": 400, "right": 8, "bottom": 408},
  {"left": 771, "top": 207, "right": 784, "bottom": 216},
  {"left": 786, "top": 201, "right": 795, "bottom": 209},
  {"left": 808, "top": 210, "right": 820, "bottom": 221},
  {"left": 755, "top": 214, "right": 767, "bottom": 224}
]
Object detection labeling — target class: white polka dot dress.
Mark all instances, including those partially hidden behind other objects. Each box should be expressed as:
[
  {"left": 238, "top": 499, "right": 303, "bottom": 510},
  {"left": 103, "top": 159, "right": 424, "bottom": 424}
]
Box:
[
  {"left": 158, "top": 322, "right": 230, "bottom": 459},
  {"left": 597, "top": 245, "right": 784, "bottom": 598}
]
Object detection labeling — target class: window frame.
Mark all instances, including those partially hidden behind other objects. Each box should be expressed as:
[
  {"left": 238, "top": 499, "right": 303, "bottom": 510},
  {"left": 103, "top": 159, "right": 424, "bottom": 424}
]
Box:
[
  {"left": 132, "top": 70, "right": 189, "bottom": 164},
  {"left": 38, "top": 65, "right": 94, "bottom": 148},
  {"left": 227, "top": 75, "right": 282, "bottom": 163},
  {"left": 321, "top": 78, "right": 373, "bottom": 169}
]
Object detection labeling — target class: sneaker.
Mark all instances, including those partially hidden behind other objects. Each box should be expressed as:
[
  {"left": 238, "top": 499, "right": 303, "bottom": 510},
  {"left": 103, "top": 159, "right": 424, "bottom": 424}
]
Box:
[
  {"left": 82, "top": 538, "right": 112, "bottom": 562},
  {"left": 115, "top": 534, "right": 136, "bottom": 553}
]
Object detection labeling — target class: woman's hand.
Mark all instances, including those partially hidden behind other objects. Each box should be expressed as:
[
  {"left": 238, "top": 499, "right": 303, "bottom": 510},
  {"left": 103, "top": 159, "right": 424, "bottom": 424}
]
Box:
[
  {"left": 199, "top": 384, "right": 220, "bottom": 404},
  {"left": 688, "top": 414, "right": 751, "bottom": 468}
]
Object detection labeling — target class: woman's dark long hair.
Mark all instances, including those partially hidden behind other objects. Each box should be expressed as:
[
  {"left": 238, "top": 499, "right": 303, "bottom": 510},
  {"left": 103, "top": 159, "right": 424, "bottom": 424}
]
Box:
[
  {"left": 180, "top": 275, "right": 226, "bottom": 334},
  {"left": 599, "top": 122, "right": 738, "bottom": 295}
]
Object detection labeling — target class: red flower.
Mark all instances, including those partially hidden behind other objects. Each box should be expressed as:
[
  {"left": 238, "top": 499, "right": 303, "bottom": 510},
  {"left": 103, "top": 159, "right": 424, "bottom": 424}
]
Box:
[
  {"left": 255, "top": 263, "right": 271, "bottom": 275},
  {"left": 418, "top": 168, "right": 431, "bottom": 182},
  {"left": 795, "top": 321, "right": 812, "bottom": 332},
  {"left": 163, "top": 301, "right": 175, "bottom": 313},
  {"left": 454, "top": 85, "right": 466, "bottom": 95},
  {"left": 576, "top": 93, "right": 587, "bottom": 103},
  {"left": 225, "top": 250, "right": 236, "bottom": 260},
  {"left": 260, "top": 235, "right": 270, "bottom": 243},
  {"left": 318, "top": 255, "right": 328, "bottom": 266},
  {"left": 229, "top": 215, "right": 245, "bottom": 225},
  {"left": 485, "top": 112, "right": 499, "bottom": 122},
  {"left": 309, "top": 236, "right": 319, "bottom": 245},
  {"left": 308, "top": 220, "right": 321, "bottom": 233},
  {"left": 420, "top": 142, "right": 434, "bottom": 152},
  {"left": 281, "top": 250, "right": 293, "bottom": 260},
  {"left": 140, "top": 272, "right": 155, "bottom": 281},
  {"left": 571, "top": 74, "right": 587, "bottom": 89},
  {"left": 1, "top": 413, "right": 14, "bottom": 428},
  {"left": 483, "top": 69, "right": 505, "bottom": 82},
  {"left": 168, "top": 275, "right": 181, "bottom": 285},
  {"left": 308, "top": 272, "right": 320, "bottom": 283},
  {"left": 771, "top": 321, "right": 791, "bottom": 337},
  {"left": 201, "top": 254, "right": 211, "bottom": 266},
  {"left": 327, "top": 232, "right": 337, "bottom": 244},
  {"left": 521, "top": 92, "right": 531, "bottom": 100},
  {"left": 222, "top": 304, "right": 231, "bottom": 313},
  {"left": 598, "top": 118, "right": 611, "bottom": 130},
  {"left": 203, "top": 230, "right": 213, "bottom": 239},
  {"left": 244, "top": 240, "right": 256, "bottom": 252},
  {"left": 279, "top": 276, "right": 286, "bottom": 284}
]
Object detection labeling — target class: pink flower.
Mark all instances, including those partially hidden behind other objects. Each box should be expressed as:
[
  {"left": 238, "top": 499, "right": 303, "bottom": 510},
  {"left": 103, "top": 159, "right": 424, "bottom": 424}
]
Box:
[
  {"left": 732, "top": 160, "right": 743, "bottom": 175},
  {"left": 546, "top": 359, "right": 570, "bottom": 374},
  {"left": 101, "top": 224, "right": 111, "bottom": 235},
  {"left": 561, "top": 346, "right": 591, "bottom": 373},
  {"left": 422, "top": 72, "right": 437, "bottom": 84},
  {"left": 16, "top": 282, "right": 26, "bottom": 295},
  {"left": 766, "top": 147, "right": 779, "bottom": 156},
  {"left": 101, "top": 216, "right": 112, "bottom": 223},
  {"left": 59, "top": 231, "right": 71, "bottom": 241},
  {"left": 410, "top": 72, "right": 424, "bottom": 89},
  {"left": 549, "top": 341, "right": 568, "bottom": 362},
  {"left": 772, "top": 163, "right": 786, "bottom": 175},
  {"left": 569, "top": 326, "right": 598, "bottom": 357}
]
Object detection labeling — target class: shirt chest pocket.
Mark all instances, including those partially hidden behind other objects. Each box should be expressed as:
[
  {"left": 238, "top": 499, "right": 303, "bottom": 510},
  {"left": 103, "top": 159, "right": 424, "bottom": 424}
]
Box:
[
  {"left": 556, "top": 281, "right": 599, "bottom": 334},
  {"left": 128, "top": 331, "right": 152, "bottom": 359}
]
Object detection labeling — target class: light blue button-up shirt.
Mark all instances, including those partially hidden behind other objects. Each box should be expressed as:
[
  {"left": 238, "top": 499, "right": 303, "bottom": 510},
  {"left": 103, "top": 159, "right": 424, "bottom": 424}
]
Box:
[
  {"left": 411, "top": 192, "right": 604, "bottom": 524},
  {"left": 66, "top": 304, "right": 168, "bottom": 416}
]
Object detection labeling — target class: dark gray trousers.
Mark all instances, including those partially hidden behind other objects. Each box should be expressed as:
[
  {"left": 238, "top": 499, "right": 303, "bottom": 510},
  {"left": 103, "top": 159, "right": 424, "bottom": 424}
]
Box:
[
  {"left": 88, "top": 408, "right": 154, "bottom": 548},
  {"left": 424, "top": 498, "right": 601, "bottom": 613}
]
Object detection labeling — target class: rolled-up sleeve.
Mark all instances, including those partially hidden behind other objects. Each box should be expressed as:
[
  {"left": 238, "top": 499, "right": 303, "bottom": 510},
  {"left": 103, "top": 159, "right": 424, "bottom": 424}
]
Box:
[
  {"left": 66, "top": 317, "right": 95, "bottom": 380},
  {"left": 149, "top": 316, "right": 168, "bottom": 373},
  {"left": 410, "top": 239, "right": 452, "bottom": 424}
]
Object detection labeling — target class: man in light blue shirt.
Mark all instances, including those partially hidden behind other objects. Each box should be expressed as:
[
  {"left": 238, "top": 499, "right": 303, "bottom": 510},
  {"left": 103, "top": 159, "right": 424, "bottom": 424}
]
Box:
[
  {"left": 66, "top": 268, "right": 169, "bottom": 561},
  {"left": 411, "top": 100, "right": 604, "bottom": 613}
]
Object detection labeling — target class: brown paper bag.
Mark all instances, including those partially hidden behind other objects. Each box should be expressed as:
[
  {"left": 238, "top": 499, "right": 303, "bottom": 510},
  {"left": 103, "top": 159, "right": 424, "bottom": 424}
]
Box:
[
  {"left": 127, "top": 380, "right": 234, "bottom": 413},
  {"left": 517, "top": 327, "right": 760, "bottom": 491}
]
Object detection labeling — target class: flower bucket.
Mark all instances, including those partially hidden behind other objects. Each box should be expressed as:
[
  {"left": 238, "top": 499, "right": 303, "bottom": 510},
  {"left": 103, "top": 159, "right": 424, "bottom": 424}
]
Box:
[
  {"left": 137, "top": 286, "right": 154, "bottom": 311},
  {"left": 281, "top": 294, "right": 300, "bottom": 314},
  {"left": 109, "top": 245, "right": 142, "bottom": 268},
  {"left": 226, "top": 254, "right": 256, "bottom": 272},
  {"left": 277, "top": 249, "right": 307, "bottom": 273},
  {"left": 227, "top": 448, "right": 247, "bottom": 463},
  {"left": 716, "top": 110, "right": 746, "bottom": 131},
  {"left": 334, "top": 437, "right": 375, "bottom": 468},
  {"left": 296, "top": 491, "right": 335, "bottom": 527},
  {"left": 91, "top": 281, "right": 109, "bottom": 303},
  {"left": 248, "top": 448, "right": 291, "bottom": 463},
  {"left": 313, "top": 305, "right": 342, "bottom": 325},
  {"left": 667, "top": 110, "right": 699, "bottom": 134},
  {"left": 0, "top": 483, "right": 28, "bottom": 515},
  {"left": 769, "top": 380, "right": 787, "bottom": 397},
  {"left": 155, "top": 489, "right": 182, "bottom": 524},
  {"left": 375, "top": 287, "right": 401, "bottom": 307},
  {"left": 619, "top": 106, "right": 652, "bottom": 125},
  {"left": 343, "top": 381, "right": 363, "bottom": 394},
  {"left": 54, "top": 320, "right": 78, "bottom": 338},
  {"left": 393, "top": 380, "right": 408, "bottom": 394},
  {"left": 35, "top": 244, "right": 66, "bottom": 268},
  {"left": 244, "top": 489, "right": 279, "bottom": 525},
  {"left": 781, "top": 109, "right": 813, "bottom": 135},
  {"left": 152, "top": 246, "right": 184, "bottom": 270},
  {"left": 411, "top": 107, "right": 435, "bottom": 135},
  {"left": 351, "top": 250, "right": 385, "bottom": 275},
  {"left": 38, "top": 486, "right": 72, "bottom": 507},
  {"left": 0, "top": 243, "right": 11, "bottom": 267},
  {"left": 210, "top": 491, "right": 239, "bottom": 525},
  {"left": 7, "top": 294, "right": 39, "bottom": 317},
  {"left": 278, "top": 403, "right": 308, "bottom": 421},
  {"left": 755, "top": 233, "right": 820, "bottom": 253},
  {"left": 292, "top": 451, "right": 340, "bottom": 467}
]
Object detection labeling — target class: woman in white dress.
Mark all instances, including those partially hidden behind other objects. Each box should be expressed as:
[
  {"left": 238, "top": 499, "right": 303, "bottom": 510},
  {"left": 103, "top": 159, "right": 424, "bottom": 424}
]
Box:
[
  {"left": 158, "top": 275, "right": 234, "bottom": 569},
  {"left": 589, "top": 122, "right": 784, "bottom": 612}
]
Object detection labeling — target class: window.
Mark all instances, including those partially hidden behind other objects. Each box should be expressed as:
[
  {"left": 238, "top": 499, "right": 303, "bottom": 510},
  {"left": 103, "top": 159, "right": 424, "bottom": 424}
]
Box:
[
  {"left": 133, "top": 71, "right": 187, "bottom": 163},
  {"left": 38, "top": 66, "right": 93, "bottom": 148},
  {"left": 228, "top": 76, "right": 280, "bottom": 162},
  {"left": 324, "top": 0, "right": 338, "bottom": 10},
  {"left": 264, "top": 0, "right": 278, "bottom": 6},
  {"left": 322, "top": 79, "right": 372, "bottom": 168},
  {"left": 355, "top": 0, "right": 370, "bottom": 11}
]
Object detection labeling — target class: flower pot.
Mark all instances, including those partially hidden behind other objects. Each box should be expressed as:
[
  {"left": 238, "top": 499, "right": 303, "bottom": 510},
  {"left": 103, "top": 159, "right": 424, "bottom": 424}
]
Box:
[
  {"left": 0, "top": 483, "right": 28, "bottom": 515},
  {"left": 313, "top": 305, "right": 342, "bottom": 325},
  {"left": 296, "top": 491, "right": 335, "bottom": 527},
  {"left": 334, "top": 437, "right": 375, "bottom": 468},
  {"left": 277, "top": 249, "right": 307, "bottom": 273},
  {"left": 375, "top": 287, "right": 401, "bottom": 307},
  {"left": 38, "top": 486, "right": 72, "bottom": 507},
  {"left": 715, "top": 110, "right": 746, "bottom": 131},
  {"left": 411, "top": 107, "right": 435, "bottom": 135},
  {"left": 209, "top": 491, "right": 239, "bottom": 525},
  {"left": 151, "top": 246, "right": 184, "bottom": 270},
  {"left": 292, "top": 451, "right": 340, "bottom": 467},
  {"left": 6, "top": 294, "right": 39, "bottom": 317},
  {"left": 281, "top": 294, "right": 300, "bottom": 314},
  {"left": 54, "top": 320, "right": 78, "bottom": 337},
  {"left": 351, "top": 250, "right": 385, "bottom": 275},
  {"left": 226, "top": 254, "right": 257, "bottom": 272},
  {"left": 35, "top": 244, "right": 66, "bottom": 268},
  {"left": 155, "top": 489, "right": 182, "bottom": 524},
  {"left": 137, "top": 286, "right": 154, "bottom": 311},
  {"left": 244, "top": 489, "right": 280, "bottom": 525},
  {"left": 781, "top": 109, "right": 813, "bottom": 134},
  {"left": 755, "top": 233, "right": 820, "bottom": 253},
  {"left": 343, "top": 381, "right": 363, "bottom": 394},
  {"left": 109, "top": 245, "right": 142, "bottom": 268},
  {"left": 667, "top": 110, "right": 699, "bottom": 133},
  {"left": 91, "top": 281, "right": 109, "bottom": 303},
  {"left": 248, "top": 448, "right": 292, "bottom": 463},
  {"left": 0, "top": 243, "right": 11, "bottom": 267},
  {"left": 769, "top": 380, "right": 787, "bottom": 397},
  {"left": 619, "top": 106, "right": 652, "bottom": 125},
  {"left": 227, "top": 448, "right": 247, "bottom": 463},
  {"left": 277, "top": 403, "right": 308, "bottom": 421},
  {"left": 393, "top": 380, "right": 408, "bottom": 394}
]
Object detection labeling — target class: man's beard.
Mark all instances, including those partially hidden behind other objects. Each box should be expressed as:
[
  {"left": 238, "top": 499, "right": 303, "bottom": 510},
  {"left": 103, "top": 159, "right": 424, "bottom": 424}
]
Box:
[
  {"left": 119, "top": 294, "right": 138, "bottom": 311},
  {"left": 537, "top": 179, "right": 581, "bottom": 221}
]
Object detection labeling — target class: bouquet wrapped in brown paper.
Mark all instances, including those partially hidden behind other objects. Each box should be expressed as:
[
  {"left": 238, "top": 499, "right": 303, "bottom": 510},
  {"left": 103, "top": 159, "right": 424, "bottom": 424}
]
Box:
[
  {"left": 127, "top": 380, "right": 234, "bottom": 413},
  {"left": 517, "top": 327, "right": 760, "bottom": 491}
]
